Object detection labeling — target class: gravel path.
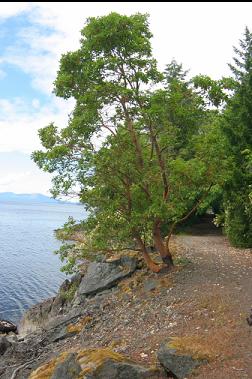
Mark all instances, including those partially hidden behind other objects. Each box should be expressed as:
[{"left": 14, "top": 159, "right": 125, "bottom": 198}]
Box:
[{"left": 172, "top": 233, "right": 252, "bottom": 378}]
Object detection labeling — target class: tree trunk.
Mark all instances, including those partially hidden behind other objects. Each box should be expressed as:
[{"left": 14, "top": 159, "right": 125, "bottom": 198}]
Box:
[
  {"left": 136, "top": 236, "right": 162, "bottom": 273},
  {"left": 153, "top": 223, "right": 174, "bottom": 266}
]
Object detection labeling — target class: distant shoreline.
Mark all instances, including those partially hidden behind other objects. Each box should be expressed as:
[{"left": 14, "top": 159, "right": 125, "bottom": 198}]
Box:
[{"left": 0, "top": 192, "right": 80, "bottom": 205}]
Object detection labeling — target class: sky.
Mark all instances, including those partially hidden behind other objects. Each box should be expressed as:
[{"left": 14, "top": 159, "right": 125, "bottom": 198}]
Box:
[{"left": 0, "top": 2, "right": 251, "bottom": 196}]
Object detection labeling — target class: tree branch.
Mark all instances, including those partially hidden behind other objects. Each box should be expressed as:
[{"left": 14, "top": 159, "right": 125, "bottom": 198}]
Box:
[{"left": 165, "top": 183, "right": 213, "bottom": 250}]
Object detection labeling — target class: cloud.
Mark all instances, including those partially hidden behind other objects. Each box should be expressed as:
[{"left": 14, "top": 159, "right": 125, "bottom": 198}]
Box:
[
  {"left": 0, "top": 96, "right": 74, "bottom": 153},
  {"left": 0, "top": 2, "right": 31, "bottom": 19},
  {"left": 2, "top": 2, "right": 252, "bottom": 92},
  {"left": 0, "top": 171, "right": 32, "bottom": 186},
  {"left": 0, "top": 151, "right": 52, "bottom": 195},
  {"left": 2, "top": 2, "right": 251, "bottom": 98},
  {"left": 0, "top": 171, "right": 52, "bottom": 195},
  {"left": 1, "top": 4, "right": 82, "bottom": 95}
]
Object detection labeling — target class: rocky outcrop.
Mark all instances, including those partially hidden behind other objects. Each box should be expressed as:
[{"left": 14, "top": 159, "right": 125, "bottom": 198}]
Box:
[
  {"left": 19, "top": 256, "right": 137, "bottom": 336},
  {"left": 0, "top": 256, "right": 183, "bottom": 379},
  {"left": 29, "top": 348, "right": 166, "bottom": 379},
  {"left": 77, "top": 256, "right": 137, "bottom": 298},
  {"left": 18, "top": 273, "right": 83, "bottom": 335},
  {"left": 157, "top": 341, "right": 207, "bottom": 379}
]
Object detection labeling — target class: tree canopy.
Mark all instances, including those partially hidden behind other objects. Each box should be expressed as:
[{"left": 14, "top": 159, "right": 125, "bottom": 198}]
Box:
[{"left": 33, "top": 12, "right": 237, "bottom": 273}]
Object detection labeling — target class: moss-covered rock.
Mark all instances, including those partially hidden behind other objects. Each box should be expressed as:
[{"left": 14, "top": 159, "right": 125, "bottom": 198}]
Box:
[
  {"left": 29, "top": 348, "right": 165, "bottom": 379},
  {"left": 29, "top": 352, "right": 69, "bottom": 379},
  {"left": 51, "top": 353, "right": 81, "bottom": 379},
  {"left": 157, "top": 340, "right": 207, "bottom": 379}
]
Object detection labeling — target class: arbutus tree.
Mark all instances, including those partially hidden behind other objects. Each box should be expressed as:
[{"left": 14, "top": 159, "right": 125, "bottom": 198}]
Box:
[{"left": 32, "top": 13, "right": 228, "bottom": 273}]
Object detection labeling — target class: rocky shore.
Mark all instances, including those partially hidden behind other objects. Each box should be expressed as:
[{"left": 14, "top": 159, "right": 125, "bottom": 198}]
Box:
[{"left": 0, "top": 244, "right": 206, "bottom": 379}]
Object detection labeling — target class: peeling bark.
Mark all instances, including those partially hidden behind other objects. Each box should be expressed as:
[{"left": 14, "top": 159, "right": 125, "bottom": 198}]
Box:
[
  {"left": 135, "top": 236, "right": 162, "bottom": 273},
  {"left": 153, "top": 222, "right": 174, "bottom": 267}
]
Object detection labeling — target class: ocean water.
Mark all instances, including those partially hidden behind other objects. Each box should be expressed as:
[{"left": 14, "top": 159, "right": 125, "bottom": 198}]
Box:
[{"left": 0, "top": 201, "right": 85, "bottom": 323}]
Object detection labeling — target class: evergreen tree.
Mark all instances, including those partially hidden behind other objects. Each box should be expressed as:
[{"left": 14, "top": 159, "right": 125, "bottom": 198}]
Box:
[{"left": 222, "top": 27, "right": 252, "bottom": 247}]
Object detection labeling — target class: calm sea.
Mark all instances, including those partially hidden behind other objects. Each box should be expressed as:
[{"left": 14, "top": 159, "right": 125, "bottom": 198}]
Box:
[{"left": 0, "top": 201, "right": 85, "bottom": 323}]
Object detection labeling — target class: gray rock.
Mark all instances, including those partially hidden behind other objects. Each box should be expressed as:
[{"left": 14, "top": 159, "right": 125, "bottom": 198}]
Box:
[
  {"left": 86, "top": 358, "right": 166, "bottom": 379},
  {"left": 70, "top": 272, "right": 82, "bottom": 286},
  {"left": 45, "top": 311, "right": 88, "bottom": 343},
  {"left": 19, "top": 273, "right": 84, "bottom": 336},
  {"left": 157, "top": 341, "right": 207, "bottom": 379},
  {"left": 51, "top": 352, "right": 81, "bottom": 379},
  {"left": 5, "top": 332, "right": 18, "bottom": 344},
  {"left": 78, "top": 256, "right": 137, "bottom": 297},
  {"left": 49, "top": 326, "right": 76, "bottom": 343},
  {"left": 46, "top": 306, "right": 84, "bottom": 331},
  {"left": 0, "top": 319, "right": 17, "bottom": 334},
  {"left": 18, "top": 297, "right": 55, "bottom": 335},
  {"left": 143, "top": 279, "right": 158, "bottom": 292},
  {"left": 0, "top": 336, "right": 11, "bottom": 355}
]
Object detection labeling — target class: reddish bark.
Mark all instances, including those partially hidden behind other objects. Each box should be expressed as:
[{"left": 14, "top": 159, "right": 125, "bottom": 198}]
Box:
[
  {"left": 136, "top": 236, "right": 162, "bottom": 273},
  {"left": 153, "top": 222, "right": 174, "bottom": 267}
]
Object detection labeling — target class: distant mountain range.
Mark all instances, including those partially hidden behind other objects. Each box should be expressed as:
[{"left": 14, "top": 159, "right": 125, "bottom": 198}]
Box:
[{"left": 0, "top": 192, "right": 75, "bottom": 204}]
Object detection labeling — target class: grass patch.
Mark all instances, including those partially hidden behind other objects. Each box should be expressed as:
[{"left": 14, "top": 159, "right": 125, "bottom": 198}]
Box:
[
  {"left": 174, "top": 256, "right": 192, "bottom": 266},
  {"left": 77, "top": 348, "right": 131, "bottom": 375},
  {"left": 196, "top": 292, "right": 232, "bottom": 326},
  {"left": 168, "top": 333, "right": 224, "bottom": 361},
  {"left": 60, "top": 281, "right": 79, "bottom": 302}
]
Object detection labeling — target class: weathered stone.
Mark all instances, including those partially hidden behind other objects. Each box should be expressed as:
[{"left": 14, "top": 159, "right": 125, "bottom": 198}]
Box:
[
  {"left": 43, "top": 312, "right": 88, "bottom": 343},
  {"left": 0, "top": 336, "right": 11, "bottom": 355},
  {"left": 157, "top": 341, "right": 207, "bottom": 379},
  {"left": 18, "top": 297, "right": 55, "bottom": 335},
  {"left": 78, "top": 256, "right": 137, "bottom": 297},
  {"left": 86, "top": 358, "right": 166, "bottom": 379},
  {"left": 51, "top": 273, "right": 83, "bottom": 316},
  {"left": 19, "top": 273, "right": 84, "bottom": 336},
  {"left": 5, "top": 332, "right": 18, "bottom": 344},
  {"left": 0, "top": 319, "right": 17, "bottom": 334},
  {"left": 143, "top": 279, "right": 158, "bottom": 292},
  {"left": 49, "top": 326, "right": 76, "bottom": 343},
  {"left": 51, "top": 352, "right": 81, "bottom": 379}
]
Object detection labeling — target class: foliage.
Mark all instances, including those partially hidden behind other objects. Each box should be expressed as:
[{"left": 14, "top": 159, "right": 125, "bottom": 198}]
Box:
[
  {"left": 220, "top": 27, "right": 252, "bottom": 247},
  {"left": 54, "top": 216, "right": 85, "bottom": 242},
  {"left": 33, "top": 12, "right": 230, "bottom": 271},
  {"left": 59, "top": 280, "right": 79, "bottom": 302},
  {"left": 223, "top": 193, "right": 252, "bottom": 247}
]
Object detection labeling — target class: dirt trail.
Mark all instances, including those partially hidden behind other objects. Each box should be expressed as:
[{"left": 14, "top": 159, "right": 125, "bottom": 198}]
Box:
[{"left": 172, "top": 232, "right": 252, "bottom": 378}]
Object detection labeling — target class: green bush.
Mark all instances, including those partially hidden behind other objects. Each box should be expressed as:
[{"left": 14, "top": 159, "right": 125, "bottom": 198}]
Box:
[
  {"left": 224, "top": 196, "right": 252, "bottom": 247},
  {"left": 60, "top": 281, "right": 79, "bottom": 302}
]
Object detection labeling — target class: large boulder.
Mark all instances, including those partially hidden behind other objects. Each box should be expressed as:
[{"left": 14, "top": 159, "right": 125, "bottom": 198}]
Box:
[
  {"left": 157, "top": 341, "right": 207, "bottom": 379},
  {"left": 78, "top": 256, "right": 137, "bottom": 298}
]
